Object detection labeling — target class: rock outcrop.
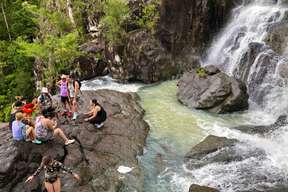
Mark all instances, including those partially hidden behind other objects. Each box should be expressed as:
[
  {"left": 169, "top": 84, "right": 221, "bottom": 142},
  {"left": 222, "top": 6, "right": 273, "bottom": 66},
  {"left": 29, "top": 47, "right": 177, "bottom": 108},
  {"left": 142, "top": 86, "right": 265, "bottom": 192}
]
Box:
[
  {"left": 185, "top": 135, "right": 237, "bottom": 160},
  {"left": 233, "top": 115, "right": 288, "bottom": 135},
  {"left": 114, "top": 30, "right": 175, "bottom": 83},
  {"left": 0, "top": 90, "right": 149, "bottom": 192},
  {"left": 177, "top": 66, "right": 249, "bottom": 113},
  {"left": 189, "top": 184, "right": 219, "bottom": 192},
  {"left": 94, "top": 0, "right": 240, "bottom": 83},
  {"left": 157, "top": 0, "right": 240, "bottom": 58}
]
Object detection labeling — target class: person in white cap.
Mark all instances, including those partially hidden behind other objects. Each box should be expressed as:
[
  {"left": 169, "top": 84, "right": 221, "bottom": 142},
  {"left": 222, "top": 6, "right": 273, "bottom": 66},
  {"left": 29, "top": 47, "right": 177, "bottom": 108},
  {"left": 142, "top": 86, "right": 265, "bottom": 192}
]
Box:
[
  {"left": 57, "top": 75, "right": 70, "bottom": 112},
  {"left": 38, "top": 87, "right": 53, "bottom": 112}
]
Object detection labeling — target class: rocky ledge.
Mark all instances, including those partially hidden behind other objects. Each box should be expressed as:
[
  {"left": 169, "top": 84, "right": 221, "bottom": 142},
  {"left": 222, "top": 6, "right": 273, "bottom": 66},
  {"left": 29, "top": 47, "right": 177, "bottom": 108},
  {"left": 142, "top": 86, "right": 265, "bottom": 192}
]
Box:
[
  {"left": 189, "top": 184, "right": 219, "bottom": 192},
  {"left": 0, "top": 90, "right": 149, "bottom": 192},
  {"left": 177, "top": 65, "right": 249, "bottom": 113}
]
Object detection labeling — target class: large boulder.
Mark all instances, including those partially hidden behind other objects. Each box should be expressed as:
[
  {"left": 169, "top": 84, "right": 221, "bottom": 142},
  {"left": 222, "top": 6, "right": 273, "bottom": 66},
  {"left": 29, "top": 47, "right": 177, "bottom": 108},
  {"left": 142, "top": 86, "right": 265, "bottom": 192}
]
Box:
[
  {"left": 177, "top": 66, "right": 249, "bottom": 113},
  {"left": 189, "top": 184, "right": 219, "bottom": 192},
  {"left": 0, "top": 90, "right": 149, "bottom": 192}
]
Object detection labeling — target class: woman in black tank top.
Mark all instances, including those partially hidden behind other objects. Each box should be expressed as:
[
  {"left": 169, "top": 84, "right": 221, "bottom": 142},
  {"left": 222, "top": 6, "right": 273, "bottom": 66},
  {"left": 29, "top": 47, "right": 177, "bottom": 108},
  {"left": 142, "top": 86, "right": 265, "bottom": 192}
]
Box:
[{"left": 84, "top": 99, "right": 107, "bottom": 128}]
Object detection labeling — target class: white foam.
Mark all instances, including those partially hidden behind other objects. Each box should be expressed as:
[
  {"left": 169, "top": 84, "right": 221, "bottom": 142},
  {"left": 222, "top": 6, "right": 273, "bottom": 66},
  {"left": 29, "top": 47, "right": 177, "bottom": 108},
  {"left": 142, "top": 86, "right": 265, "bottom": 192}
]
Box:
[{"left": 81, "top": 76, "right": 143, "bottom": 93}]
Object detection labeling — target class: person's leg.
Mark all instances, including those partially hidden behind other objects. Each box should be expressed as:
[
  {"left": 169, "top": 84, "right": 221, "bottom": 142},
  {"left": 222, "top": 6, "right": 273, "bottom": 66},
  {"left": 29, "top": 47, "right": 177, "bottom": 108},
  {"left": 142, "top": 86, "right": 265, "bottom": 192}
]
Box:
[
  {"left": 72, "top": 98, "right": 78, "bottom": 120},
  {"left": 53, "top": 128, "right": 75, "bottom": 145},
  {"left": 52, "top": 178, "right": 61, "bottom": 192},
  {"left": 61, "top": 97, "right": 66, "bottom": 111},
  {"left": 44, "top": 182, "right": 54, "bottom": 192},
  {"left": 26, "top": 126, "right": 36, "bottom": 140},
  {"left": 53, "top": 128, "right": 69, "bottom": 143}
]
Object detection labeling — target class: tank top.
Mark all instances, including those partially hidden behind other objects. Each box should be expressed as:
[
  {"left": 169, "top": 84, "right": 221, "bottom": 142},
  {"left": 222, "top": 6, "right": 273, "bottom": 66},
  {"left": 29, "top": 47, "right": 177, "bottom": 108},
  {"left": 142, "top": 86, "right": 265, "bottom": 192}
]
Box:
[
  {"left": 68, "top": 81, "right": 75, "bottom": 98},
  {"left": 60, "top": 80, "right": 68, "bottom": 97},
  {"left": 35, "top": 117, "right": 48, "bottom": 139},
  {"left": 96, "top": 104, "right": 107, "bottom": 120}
]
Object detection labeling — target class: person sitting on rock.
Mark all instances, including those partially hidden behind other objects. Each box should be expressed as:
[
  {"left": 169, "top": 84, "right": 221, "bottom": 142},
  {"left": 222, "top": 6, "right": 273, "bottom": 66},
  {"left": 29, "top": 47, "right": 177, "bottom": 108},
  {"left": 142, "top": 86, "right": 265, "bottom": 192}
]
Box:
[
  {"left": 38, "top": 87, "right": 54, "bottom": 113},
  {"left": 35, "top": 109, "right": 75, "bottom": 145},
  {"left": 11, "top": 112, "right": 41, "bottom": 144},
  {"left": 25, "top": 155, "right": 80, "bottom": 192},
  {"left": 22, "top": 98, "right": 38, "bottom": 120},
  {"left": 84, "top": 99, "right": 107, "bottom": 129},
  {"left": 9, "top": 100, "right": 24, "bottom": 129}
]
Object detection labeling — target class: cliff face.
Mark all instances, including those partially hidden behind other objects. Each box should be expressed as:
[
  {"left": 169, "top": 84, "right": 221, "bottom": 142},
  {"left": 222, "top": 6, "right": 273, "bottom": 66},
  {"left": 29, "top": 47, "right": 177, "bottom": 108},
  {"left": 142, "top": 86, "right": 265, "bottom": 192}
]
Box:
[
  {"left": 34, "top": 0, "right": 241, "bottom": 83},
  {"left": 157, "top": 0, "right": 241, "bottom": 56},
  {"left": 78, "top": 0, "right": 241, "bottom": 83}
]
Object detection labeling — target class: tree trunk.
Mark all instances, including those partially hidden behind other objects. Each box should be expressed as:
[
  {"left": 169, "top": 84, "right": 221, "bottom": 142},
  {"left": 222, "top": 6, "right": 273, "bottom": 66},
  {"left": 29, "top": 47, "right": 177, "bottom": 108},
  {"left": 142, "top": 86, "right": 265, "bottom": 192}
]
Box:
[
  {"left": 67, "top": 0, "right": 76, "bottom": 27},
  {"left": 1, "top": 3, "right": 11, "bottom": 41}
]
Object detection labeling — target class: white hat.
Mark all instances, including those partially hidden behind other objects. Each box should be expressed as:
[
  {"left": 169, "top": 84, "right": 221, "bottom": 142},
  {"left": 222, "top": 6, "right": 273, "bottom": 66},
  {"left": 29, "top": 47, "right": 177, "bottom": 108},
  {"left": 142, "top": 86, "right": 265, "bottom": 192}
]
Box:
[
  {"left": 41, "top": 87, "right": 49, "bottom": 93},
  {"left": 61, "top": 74, "right": 67, "bottom": 79}
]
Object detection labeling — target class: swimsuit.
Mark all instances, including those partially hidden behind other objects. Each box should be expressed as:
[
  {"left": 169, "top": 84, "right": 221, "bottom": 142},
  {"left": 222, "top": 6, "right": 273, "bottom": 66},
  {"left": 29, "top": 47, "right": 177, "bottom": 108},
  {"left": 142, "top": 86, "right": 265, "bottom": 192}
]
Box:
[{"left": 32, "top": 160, "right": 73, "bottom": 183}]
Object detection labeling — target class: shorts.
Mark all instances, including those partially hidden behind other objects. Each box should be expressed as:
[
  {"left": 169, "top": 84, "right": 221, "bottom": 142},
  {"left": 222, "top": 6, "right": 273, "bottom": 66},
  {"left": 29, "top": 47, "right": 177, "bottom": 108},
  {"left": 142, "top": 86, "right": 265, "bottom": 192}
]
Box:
[
  {"left": 37, "top": 130, "right": 53, "bottom": 142},
  {"left": 89, "top": 115, "right": 106, "bottom": 124},
  {"left": 61, "top": 96, "right": 69, "bottom": 103}
]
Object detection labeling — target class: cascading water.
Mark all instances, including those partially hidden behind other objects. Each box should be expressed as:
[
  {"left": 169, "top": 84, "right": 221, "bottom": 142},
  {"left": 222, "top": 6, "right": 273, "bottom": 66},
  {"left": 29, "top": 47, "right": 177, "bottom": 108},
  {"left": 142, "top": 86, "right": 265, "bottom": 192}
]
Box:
[
  {"left": 177, "top": 0, "right": 288, "bottom": 191},
  {"left": 204, "top": 0, "right": 288, "bottom": 115}
]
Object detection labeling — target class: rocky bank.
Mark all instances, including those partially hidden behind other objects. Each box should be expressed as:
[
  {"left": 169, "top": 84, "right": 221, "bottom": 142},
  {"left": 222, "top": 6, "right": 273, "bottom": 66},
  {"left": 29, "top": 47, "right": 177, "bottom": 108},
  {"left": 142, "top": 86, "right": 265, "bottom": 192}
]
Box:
[{"left": 0, "top": 90, "right": 149, "bottom": 192}]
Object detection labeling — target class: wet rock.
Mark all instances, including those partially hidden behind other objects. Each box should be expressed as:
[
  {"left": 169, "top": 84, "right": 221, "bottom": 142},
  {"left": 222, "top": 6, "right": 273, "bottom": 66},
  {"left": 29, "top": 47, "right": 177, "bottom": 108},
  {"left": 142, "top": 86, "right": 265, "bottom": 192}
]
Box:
[
  {"left": 157, "top": 0, "right": 241, "bottom": 55},
  {"left": 233, "top": 115, "right": 288, "bottom": 134},
  {"left": 265, "top": 21, "right": 288, "bottom": 55},
  {"left": 185, "top": 135, "right": 238, "bottom": 160},
  {"left": 118, "top": 30, "right": 174, "bottom": 83},
  {"left": 233, "top": 42, "right": 283, "bottom": 104},
  {"left": 177, "top": 66, "right": 249, "bottom": 113},
  {"left": 0, "top": 90, "right": 149, "bottom": 192},
  {"left": 189, "top": 184, "right": 219, "bottom": 192}
]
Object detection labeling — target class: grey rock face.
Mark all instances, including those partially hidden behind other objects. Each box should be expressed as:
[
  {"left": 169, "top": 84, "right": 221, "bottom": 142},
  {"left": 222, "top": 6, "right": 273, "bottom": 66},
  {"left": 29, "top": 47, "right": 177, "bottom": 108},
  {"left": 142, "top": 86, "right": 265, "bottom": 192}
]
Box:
[{"left": 177, "top": 66, "right": 249, "bottom": 113}]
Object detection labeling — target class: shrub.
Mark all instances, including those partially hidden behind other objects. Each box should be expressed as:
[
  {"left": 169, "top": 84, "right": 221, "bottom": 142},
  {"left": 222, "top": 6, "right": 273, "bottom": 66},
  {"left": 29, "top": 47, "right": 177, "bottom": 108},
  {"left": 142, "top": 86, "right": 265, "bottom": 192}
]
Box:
[
  {"left": 196, "top": 68, "right": 208, "bottom": 78},
  {"left": 99, "top": 0, "right": 131, "bottom": 44}
]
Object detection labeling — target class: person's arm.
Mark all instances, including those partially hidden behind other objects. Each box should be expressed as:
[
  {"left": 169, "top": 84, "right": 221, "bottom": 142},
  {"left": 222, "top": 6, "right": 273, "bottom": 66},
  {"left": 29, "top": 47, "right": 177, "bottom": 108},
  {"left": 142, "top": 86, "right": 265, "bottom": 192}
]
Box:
[
  {"left": 46, "top": 119, "right": 57, "bottom": 130},
  {"left": 56, "top": 80, "right": 61, "bottom": 87},
  {"left": 56, "top": 161, "right": 81, "bottom": 181},
  {"left": 74, "top": 81, "right": 79, "bottom": 98},
  {"left": 25, "top": 165, "right": 43, "bottom": 183},
  {"left": 85, "top": 106, "right": 100, "bottom": 121},
  {"left": 84, "top": 109, "right": 93, "bottom": 116}
]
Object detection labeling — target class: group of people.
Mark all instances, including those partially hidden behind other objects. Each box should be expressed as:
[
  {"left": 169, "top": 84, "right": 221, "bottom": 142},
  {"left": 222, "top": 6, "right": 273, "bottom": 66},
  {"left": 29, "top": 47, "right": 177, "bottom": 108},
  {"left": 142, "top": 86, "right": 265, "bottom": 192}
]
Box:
[{"left": 8, "top": 73, "right": 107, "bottom": 192}]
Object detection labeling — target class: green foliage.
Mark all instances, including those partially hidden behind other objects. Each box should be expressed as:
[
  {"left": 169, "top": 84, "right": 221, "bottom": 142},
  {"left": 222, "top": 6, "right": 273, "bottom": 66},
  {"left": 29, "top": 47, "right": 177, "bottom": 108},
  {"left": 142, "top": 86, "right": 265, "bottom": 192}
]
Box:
[
  {"left": 99, "top": 0, "right": 131, "bottom": 44},
  {"left": 137, "top": 1, "right": 160, "bottom": 32},
  {"left": 0, "top": 0, "right": 39, "bottom": 41},
  {"left": 196, "top": 68, "right": 208, "bottom": 78},
  {"left": 17, "top": 32, "right": 82, "bottom": 83},
  {"left": 0, "top": 40, "right": 35, "bottom": 121}
]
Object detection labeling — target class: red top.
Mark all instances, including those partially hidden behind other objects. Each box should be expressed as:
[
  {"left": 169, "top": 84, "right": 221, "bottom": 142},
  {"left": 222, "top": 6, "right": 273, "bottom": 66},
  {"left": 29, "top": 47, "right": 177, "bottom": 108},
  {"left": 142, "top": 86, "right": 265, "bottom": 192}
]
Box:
[{"left": 22, "top": 103, "right": 35, "bottom": 114}]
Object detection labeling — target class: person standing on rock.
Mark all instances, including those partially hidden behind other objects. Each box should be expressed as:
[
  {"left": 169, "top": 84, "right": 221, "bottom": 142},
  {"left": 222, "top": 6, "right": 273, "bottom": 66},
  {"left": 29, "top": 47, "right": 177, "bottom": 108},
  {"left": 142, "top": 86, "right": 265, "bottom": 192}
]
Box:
[
  {"left": 56, "top": 75, "right": 70, "bottom": 112},
  {"left": 84, "top": 99, "right": 107, "bottom": 129},
  {"left": 25, "top": 155, "right": 80, "bottom": 192},
  {"left": 68, "top": 73, "right": 81, "bottom": 120}
]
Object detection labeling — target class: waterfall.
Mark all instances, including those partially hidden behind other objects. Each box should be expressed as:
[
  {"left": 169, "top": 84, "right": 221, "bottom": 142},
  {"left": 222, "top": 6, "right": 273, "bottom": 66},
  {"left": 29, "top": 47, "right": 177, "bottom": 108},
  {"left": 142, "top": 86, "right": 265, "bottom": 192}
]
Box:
[
  {"left": 203, "top": 0, "right": 288, "bottom": 117},
  {"left": 178, "top": 1, "right": 288, "bottom": 191}
]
